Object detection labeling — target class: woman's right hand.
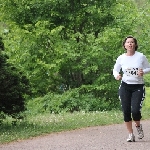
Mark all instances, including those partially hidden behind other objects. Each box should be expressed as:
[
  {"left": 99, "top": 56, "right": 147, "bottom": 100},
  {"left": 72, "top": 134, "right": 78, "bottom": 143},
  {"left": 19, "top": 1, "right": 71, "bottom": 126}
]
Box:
[{"left": 116, "top": 74, "right": 122, "bottom": 80}]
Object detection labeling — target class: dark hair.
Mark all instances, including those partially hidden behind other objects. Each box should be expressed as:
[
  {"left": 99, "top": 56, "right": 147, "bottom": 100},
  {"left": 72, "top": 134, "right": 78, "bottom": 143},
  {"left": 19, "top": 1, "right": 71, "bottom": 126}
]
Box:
[{"left": 122, "top": 35, "right": 138, "bottom": 51}]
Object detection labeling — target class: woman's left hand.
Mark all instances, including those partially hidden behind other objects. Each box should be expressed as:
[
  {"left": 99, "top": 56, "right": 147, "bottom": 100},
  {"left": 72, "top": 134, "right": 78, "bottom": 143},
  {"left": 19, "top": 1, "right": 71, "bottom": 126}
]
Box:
[{"left": 138, "top": 69, "right": 144, "bottom": 76}]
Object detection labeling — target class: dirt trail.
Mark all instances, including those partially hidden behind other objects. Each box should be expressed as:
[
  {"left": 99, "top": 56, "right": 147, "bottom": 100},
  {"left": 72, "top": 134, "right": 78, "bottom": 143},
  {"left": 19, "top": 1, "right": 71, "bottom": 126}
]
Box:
[{"left": 0, "top": 120, "right": 150, "bottom": 150}]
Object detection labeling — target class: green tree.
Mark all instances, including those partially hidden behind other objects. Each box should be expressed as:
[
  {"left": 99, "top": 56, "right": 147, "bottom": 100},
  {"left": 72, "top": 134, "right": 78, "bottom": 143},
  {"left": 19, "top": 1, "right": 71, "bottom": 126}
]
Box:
[
  {"left": 1, "top": 0, "right": 146, "bottom": 110},
  {"left": 0, "top": 37, "right": 30, "bottom": 117}
]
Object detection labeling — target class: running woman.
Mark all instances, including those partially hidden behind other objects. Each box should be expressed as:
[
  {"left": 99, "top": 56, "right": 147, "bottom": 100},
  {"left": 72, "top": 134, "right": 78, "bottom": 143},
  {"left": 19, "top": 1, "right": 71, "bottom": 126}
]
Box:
[{"left": 113, "top": 35, "right": 150, "bottom": 142}]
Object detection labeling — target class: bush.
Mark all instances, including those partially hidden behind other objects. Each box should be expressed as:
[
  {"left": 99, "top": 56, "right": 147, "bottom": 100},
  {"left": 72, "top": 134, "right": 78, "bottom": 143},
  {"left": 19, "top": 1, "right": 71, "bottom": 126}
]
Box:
[{"left": 27, "top": 88, "right": 120, "bottom": 114}]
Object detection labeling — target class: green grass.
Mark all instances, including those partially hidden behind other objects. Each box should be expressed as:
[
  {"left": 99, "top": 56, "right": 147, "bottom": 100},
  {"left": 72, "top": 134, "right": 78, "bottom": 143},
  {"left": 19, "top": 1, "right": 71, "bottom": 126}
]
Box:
[
  {"left": 0, "top": 87, "right": 150, "bottom": 144},
  {"left": 0, "top": 108, "right": 150, "bottom": 144},
  {"left": 0, "top": 110, "right": 123, "bottom": 144}
]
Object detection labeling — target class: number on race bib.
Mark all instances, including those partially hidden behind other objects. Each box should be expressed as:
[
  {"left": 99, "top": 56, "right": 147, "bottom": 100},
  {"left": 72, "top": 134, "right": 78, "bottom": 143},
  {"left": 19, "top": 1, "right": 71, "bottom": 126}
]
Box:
[{"left": 125, "top": 68, "right": 139, "bottom": 77}]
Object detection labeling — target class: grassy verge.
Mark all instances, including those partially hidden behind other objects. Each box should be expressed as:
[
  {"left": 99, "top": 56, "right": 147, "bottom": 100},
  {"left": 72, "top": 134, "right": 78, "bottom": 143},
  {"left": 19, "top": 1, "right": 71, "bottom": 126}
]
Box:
[
  {"left": 0, "top": 87, "right": 150, "bottom": 144},
  {"left": 0, "top": 110, "right": 122, "bottom": 144},
  {"left": 0, "top": 108, "right": 150, "bottom": 144}
]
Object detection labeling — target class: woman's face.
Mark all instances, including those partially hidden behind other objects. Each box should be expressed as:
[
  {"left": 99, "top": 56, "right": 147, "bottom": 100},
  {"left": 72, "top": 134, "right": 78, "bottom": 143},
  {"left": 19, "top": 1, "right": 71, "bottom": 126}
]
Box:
[{"left": 124, "top": 38, "right": 136, "bottom": 52}]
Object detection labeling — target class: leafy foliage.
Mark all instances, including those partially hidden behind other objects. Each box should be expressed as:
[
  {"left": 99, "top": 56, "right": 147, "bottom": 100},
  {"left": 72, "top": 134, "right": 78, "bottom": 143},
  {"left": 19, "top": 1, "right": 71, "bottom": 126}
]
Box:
[
  {"left": 27, "top": 89, "right": 120, "bottom": 114},
  {"left": 1, "top": 0, "right": 150, "bottom": 112},
  {"left": 0, "top": 38, "right": 30, "bottom": 118}
]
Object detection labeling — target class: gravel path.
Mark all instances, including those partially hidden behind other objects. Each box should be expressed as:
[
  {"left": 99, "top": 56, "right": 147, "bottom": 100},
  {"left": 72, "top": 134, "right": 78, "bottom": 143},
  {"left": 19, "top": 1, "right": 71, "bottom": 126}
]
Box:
[{"left": 0, "top": 120, "right": 150, "bottom": 150}]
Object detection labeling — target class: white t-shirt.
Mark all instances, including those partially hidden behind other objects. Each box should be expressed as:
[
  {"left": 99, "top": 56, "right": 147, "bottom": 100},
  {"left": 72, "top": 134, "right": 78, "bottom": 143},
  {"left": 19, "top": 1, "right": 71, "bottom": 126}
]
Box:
[{"left": 113, "top": 51, "right": 150, "bottom": 84}]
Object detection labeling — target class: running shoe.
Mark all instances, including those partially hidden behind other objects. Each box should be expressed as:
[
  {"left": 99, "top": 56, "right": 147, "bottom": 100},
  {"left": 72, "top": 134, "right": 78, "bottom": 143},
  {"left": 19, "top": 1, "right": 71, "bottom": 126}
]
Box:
[
  {"left": 127, "top": 133, "right": 135, "bottom": 142},
  {"left": 136, "top": 124, "right": 144, "bottom": 139}
]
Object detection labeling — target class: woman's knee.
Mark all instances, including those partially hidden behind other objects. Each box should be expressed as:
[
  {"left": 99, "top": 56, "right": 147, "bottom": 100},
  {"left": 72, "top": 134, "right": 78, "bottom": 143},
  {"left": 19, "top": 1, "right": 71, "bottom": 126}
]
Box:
[
  {"left": 123, "top": 112, "right": 132, "bottom": 122},
  {"left": 132, "top": 111, "right": 142, "bottom": 121}
]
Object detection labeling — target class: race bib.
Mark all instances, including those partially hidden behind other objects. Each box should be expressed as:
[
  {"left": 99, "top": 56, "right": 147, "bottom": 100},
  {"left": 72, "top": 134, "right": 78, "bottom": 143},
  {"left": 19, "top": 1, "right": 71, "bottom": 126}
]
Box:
[{"left": 124, "top": 68, "right": 139, "bottom": 77}]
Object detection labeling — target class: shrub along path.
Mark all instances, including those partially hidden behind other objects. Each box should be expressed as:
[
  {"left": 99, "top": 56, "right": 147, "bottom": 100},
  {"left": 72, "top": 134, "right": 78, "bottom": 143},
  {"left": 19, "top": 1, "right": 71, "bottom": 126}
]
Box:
[{"left": 1, "top": 120, "right": 150, "bottom": 150}]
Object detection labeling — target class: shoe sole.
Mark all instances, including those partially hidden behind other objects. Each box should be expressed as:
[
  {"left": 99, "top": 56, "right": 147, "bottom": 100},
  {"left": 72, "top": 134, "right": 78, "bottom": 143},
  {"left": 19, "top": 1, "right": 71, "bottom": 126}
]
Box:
[
  {"left": 127, "top": 140, "right": 135, "bottom": 142},
  {"left": 138, "top": 136, "right": 144, "bottom": 139},
  {"left": 127, "top": 137, "right": 135, "bottom": 142}
]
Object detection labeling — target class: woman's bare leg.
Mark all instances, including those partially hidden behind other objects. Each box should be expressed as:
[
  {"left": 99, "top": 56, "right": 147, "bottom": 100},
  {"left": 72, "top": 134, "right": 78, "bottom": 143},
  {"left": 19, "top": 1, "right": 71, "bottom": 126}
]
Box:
[
  {"left": 125, "top": 121, "right": 133, "bottom": 133},
  {"left": 134, "top": 120, "right": 140, "bottom": 127}
]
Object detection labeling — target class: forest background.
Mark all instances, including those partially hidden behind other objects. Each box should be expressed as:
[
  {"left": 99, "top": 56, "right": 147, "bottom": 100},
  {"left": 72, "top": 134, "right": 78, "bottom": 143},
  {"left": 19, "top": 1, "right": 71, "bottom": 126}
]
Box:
[
  {"left": 1, "top": 0, "right": 150, "bottom": 114},
  {"left": 1, "top": 0, "right": 150, "bottom": 143}
]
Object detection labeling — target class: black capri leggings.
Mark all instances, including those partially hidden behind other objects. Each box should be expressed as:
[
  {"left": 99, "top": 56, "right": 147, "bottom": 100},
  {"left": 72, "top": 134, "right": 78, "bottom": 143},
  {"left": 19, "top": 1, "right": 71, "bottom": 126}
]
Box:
[{"left": 119, "top": 81, "right": 145, "bottom": 122}]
